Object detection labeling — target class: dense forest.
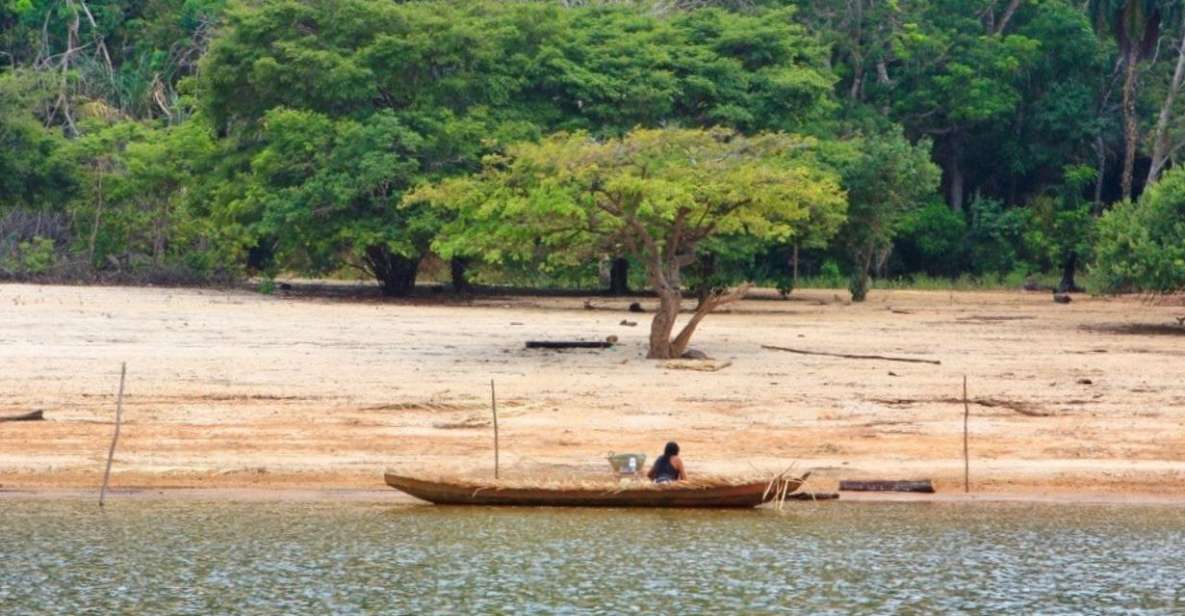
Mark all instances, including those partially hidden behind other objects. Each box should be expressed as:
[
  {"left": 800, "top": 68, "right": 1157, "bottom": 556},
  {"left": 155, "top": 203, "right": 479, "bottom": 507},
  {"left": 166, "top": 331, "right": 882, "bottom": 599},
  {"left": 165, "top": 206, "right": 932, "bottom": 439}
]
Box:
[{"left": 2, "top": 0, "right": 1183, "bottom": 302}]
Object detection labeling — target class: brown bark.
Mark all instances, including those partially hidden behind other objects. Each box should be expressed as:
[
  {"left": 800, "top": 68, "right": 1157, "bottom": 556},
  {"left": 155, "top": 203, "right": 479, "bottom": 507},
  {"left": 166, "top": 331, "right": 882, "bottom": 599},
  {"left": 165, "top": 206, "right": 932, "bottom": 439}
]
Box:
[
  {"left": 993, "top": 0, "right": 1022, "bottom": 35},
  {"left": 669, "top": 284, "right": 750, "bottom": 358},
  {"left": 1121, "top": 45, "right": 1140, "bottom": 201},
  {"left": 647, "top": 286, "right": 681, "bottom": 359},
  {"left": 364, "top": 246, "right": 420, "bottom": 297}
]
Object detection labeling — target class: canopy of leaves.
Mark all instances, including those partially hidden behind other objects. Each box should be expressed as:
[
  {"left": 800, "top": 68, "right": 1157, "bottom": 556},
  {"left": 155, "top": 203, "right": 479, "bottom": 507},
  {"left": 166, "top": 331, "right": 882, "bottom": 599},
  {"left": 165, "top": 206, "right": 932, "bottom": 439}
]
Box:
[
  {"left": 412, "top": 127, "right": 846, "bottom": 288},
  {"left": 232, "top": 108, "right": 432, "bottom": 276}
]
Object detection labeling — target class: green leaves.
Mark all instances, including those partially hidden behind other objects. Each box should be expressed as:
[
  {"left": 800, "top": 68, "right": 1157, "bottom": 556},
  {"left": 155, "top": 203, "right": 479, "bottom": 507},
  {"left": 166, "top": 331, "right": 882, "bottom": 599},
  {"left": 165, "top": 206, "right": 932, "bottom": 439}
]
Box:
[
  {"left": 1093, "top": 166, "right": 1185, "bottom": 293},
  {"left": 238, "top": 108, "right": 426, "bottom": 275},
  {"left": 412, "top": 127, "right": 846, "bottom": 287}
]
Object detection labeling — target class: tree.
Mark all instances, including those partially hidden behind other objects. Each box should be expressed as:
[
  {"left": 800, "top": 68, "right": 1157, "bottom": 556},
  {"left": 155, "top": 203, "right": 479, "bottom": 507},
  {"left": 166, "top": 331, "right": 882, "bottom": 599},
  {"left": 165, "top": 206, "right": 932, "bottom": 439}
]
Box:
[
  {"left": 411, "top": 128, "right": 846, "bottom": 358},
  {"left": 1147, "top": 9, "right": 1185, "bottom": 185},
  {"left": 1089, "top": 0, "right": 1177, "bottom": 201},
  {"left": 827, "top": 127, "right": 940, "bottom": 301},
  {"left": 1028, "top": 165, "right": 1097, "bottom": 292},
  {"left": 233, "top": 108, "right": 430, "bottom": 295},
  {"left": 197, "top": 0, "right": 838, "bottom": 294},
  {"left": 59, "top": 116, "right": 223, "bottom": 277},
  {"left": 1092, "top": 164, "right": 1185, "bottom": 293}
]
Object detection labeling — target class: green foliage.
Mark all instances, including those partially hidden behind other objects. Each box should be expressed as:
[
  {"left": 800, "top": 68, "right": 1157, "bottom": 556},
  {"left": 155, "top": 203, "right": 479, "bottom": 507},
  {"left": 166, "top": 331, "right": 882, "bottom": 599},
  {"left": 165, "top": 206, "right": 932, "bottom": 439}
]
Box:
[
  {"left": 1, "top": 236, "right": 56, "bottom": 274},
  {"left": 413, "top": 127, "right": 846, "bottom": 284},
  {"left": 1093, "top": 166, "right": 1185, "bottom": 293},
  {"left": 1023, "top": 165, "right": 1097, "bottom": 272},
  {"left": 824, "top": 126, "right": 940, "bottom": 300},
  {"left": 896, "top": 202, "right": 968, "bottom": 276},
  {"left": 965, "top": 195, "right": 1035, "bottom": 276},
  {"left": 235, "top": 108, "right": 430, "bottom": 284},
  {"left": 0, "top": 71, "right": 76, "bottom": 208},
  {"left": 0, "top": 0, "right": 1178, "bottom": 298},
  {"left": 200, "top": 1, "right": 834, "bottom": 135}
]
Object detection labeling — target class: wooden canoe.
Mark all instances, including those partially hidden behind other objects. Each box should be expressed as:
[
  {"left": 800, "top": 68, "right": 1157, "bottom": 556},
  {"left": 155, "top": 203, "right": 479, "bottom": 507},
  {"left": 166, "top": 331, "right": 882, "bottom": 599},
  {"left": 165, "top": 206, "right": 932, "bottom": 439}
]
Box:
[{"left": 384, "top": 473, "right": 802, "bottom": 508}]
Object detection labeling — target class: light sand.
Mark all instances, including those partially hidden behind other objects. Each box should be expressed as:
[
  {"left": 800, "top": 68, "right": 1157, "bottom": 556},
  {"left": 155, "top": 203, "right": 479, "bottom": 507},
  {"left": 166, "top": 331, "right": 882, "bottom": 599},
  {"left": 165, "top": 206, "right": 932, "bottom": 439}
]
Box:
[{"left": 2, "top": 283, "right": 1183, "bottom": 498}]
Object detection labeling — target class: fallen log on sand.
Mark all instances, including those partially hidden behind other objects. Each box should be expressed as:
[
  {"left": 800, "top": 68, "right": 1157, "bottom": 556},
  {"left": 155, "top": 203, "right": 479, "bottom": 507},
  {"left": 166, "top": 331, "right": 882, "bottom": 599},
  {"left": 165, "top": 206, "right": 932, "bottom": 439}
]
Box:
[
  {"left": 786, "top": 492, "right": 839, "bottom": 501},
  {"left": 0, "top": 410, "right": 44, "bottom": 422},
  {"left": 762, "top": 345, "right": 941, "bottom": 365},
  {"left": 839, "top": 479, "right": 935, "bottom": 493},
  {"left": 662, "top": 360, "right": 732, "bottom": 372},
  {"left": 526, "top": 340, "right": 615, "bottom": 349}
]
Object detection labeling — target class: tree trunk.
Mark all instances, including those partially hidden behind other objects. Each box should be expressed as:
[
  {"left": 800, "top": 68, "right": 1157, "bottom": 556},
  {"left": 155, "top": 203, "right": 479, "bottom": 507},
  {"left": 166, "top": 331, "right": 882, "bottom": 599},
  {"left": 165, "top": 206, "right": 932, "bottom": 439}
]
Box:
[
  {"left": 608, "top": 257, "right": 630, "bottom": 295},
  {"left": 671, "top": 284, "right": 751, "bottom": 357},
  {"left": 648, "top": 287, "right": 681, "bottom": 359},
  {"left": 365, "top": 246, "right": 419, "bottom": 297},
  {"left": 993, "top": 0, "right": 1022, "bottom": 35},
  {"left": 670, "top": 300, "right": 714, "bottom": 358},
  {"left": 1121, "top": 45, "right": 1139, "bottom": 201},
  {"left": 791, "top": 243, "right": 799, "bottom": 289},
  {"left": 1148, "top": 14, "right": 1185, "bottom": 186},
  {"left": 87, "top": 167, "right": 104, "bottom": 267},
  {"left": 946, "top": 138, "right": 965, "bottom": 211},
  {"left": 450, "top": 257, "right": 470, "bottom": 293},
  {"left": 1093, "top": 133, "right": 1107, "bottom": 213},
  {"left": 849, "top": 246, "right": 874, "bottom": 302},
  {"left": 1057, "top": 251, "right": 1081, "bottom": 294}
]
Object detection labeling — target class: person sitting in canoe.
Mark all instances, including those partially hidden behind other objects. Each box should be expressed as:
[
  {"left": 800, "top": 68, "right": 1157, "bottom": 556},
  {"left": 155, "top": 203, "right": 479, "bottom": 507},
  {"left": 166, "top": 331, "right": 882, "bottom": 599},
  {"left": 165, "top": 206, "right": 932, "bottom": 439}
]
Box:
[{"left": 648, "top": 441, "right": 687, "bottom": 483}]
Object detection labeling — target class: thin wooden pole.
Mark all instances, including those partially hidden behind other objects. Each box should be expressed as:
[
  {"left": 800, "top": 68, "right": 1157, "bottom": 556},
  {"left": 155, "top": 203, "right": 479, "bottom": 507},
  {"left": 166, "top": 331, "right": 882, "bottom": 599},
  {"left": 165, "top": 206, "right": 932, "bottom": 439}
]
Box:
[
  {"left": 99, "top": 362, "right": 126, "bottom": 507},
  {"left": 490, "top": 379, "right": 499, "bottom": 480},
  {"left": 963, "top": 374, "right": 970, "bottom": 493}
]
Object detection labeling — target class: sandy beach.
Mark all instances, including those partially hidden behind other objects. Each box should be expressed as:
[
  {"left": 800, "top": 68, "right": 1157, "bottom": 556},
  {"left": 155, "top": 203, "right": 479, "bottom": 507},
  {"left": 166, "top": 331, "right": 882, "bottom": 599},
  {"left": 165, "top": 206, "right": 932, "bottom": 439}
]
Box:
[{"left": 2, "top": 283, "right": 1183, "bottom": 500}]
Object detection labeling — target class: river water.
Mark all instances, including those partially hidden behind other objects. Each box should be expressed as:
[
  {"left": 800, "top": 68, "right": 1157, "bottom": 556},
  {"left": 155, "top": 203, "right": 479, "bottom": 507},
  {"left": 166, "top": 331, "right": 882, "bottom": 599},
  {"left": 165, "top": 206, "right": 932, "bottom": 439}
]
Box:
[{"left": 1, "top": 500, "right": 1182, "bottom": 614}]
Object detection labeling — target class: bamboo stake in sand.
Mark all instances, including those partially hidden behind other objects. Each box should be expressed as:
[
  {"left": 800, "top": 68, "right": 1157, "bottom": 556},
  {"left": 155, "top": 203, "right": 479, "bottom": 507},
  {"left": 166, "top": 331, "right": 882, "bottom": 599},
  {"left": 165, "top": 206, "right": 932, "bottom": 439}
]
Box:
[
  {"left": 99, "top": 362, "right": 126, "bottom": 508},
  {"left": 490, "top": 379, "right": 499, "bottom": 480},
  {"left": 963, "top": 374, "right": 970, "bottom": 493}
]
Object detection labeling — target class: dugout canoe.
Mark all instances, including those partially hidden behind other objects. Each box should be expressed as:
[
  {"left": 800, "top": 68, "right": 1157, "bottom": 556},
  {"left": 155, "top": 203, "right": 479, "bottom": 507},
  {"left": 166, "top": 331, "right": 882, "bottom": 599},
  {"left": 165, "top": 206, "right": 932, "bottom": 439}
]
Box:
[{"left": 384, "top": 473, "right": 803, "bottom": 508}]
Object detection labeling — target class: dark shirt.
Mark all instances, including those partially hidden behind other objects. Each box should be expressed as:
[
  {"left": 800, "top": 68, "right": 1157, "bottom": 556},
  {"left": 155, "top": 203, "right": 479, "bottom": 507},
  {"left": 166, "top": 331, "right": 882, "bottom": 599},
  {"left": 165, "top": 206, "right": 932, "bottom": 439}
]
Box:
[{"left": 650, "top": 455, "right": 680, "bottom": 482}]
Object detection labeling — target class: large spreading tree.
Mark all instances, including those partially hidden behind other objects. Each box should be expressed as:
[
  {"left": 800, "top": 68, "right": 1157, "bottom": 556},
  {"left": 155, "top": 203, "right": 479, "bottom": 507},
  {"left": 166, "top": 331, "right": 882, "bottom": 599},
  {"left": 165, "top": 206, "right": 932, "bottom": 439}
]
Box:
[
  {"left": 411, "top": 127, "right": 846, "bottom": 358},
  {"left": 197, "top": 0, "right": 835, "bottom": 294}
]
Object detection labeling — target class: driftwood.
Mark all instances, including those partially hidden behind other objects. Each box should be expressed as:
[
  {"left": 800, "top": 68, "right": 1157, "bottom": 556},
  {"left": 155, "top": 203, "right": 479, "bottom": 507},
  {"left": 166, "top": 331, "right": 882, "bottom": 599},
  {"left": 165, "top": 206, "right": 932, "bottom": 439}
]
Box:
[
  {"left": 762, "top": 345, "right": 941, "bottom": 365},
  {"left": 662, "top": 360, "right": 732, "bottom": 372},
  {"left": 786, "top": 492, "right": 839, "bottom": 501},
  {"left": 526, "top": 340, "right": 614, "bottom": 349},
  {"left": 839, "top": 479, "right": 935, "bottom": 493},
  {"left": 0, "top": 410, "right": 44, "bottom": 422}
]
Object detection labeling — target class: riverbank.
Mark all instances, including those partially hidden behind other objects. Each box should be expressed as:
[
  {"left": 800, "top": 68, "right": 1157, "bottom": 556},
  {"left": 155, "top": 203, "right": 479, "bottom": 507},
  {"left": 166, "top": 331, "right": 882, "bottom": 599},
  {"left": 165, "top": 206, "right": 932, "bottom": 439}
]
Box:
[
  {"left": 6, "top": 486, "right": 1185, "bottom": 506},
  {"left": 2, "top": 283, "right": 1184, "bottom": 498}
]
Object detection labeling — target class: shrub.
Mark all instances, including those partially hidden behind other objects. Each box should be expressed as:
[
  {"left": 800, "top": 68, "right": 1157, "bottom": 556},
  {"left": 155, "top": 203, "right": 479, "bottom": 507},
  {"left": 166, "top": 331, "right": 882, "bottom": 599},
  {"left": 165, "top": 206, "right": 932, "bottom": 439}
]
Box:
[
  {"left": 1092, "top": 167, "right": 1185, "bottom": 294},
  {"left": 895, "top": 201, "right": 967, "bottom": 276}
]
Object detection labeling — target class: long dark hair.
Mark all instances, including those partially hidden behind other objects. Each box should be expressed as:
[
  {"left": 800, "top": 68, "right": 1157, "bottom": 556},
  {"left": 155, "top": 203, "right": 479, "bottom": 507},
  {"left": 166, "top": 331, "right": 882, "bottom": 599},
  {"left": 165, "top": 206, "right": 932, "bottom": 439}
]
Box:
[{"left": 663, "top": 441, "right": 680, "bottom": 458}]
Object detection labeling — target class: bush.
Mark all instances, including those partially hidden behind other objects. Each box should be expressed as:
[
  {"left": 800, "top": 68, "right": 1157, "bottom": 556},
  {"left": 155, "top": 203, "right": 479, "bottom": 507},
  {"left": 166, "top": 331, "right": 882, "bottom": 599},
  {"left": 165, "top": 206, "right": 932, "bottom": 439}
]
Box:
[
  {"left": 965, "top": 195, "right": 1037, "bottom": 276},
  {"left": 895, "top": 201, "right": 967, "bottom": 276},
  {"left": 1, "top": 235, "right": 58, "bottom": 276},
  {"left": 1092, "top": 167, "right": 1185, "bottom": 294}
]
